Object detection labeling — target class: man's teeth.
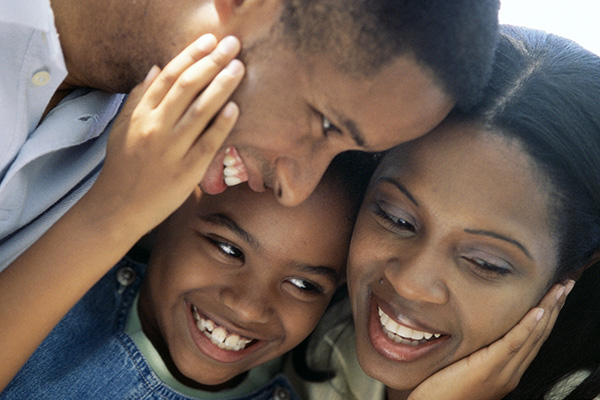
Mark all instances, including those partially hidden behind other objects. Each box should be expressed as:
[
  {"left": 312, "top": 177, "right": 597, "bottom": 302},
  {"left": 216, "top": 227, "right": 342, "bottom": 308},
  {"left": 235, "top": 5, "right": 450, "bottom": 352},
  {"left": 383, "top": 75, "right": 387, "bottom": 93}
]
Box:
[
  {"left": 378, "top": 307, "right": 441, "bottom": 345},
  {"left": 192, "top": 305, "right": 253, "bottom": 351},
  {"left": 223, "top": 148, "right": 243, "bottom": 187}
]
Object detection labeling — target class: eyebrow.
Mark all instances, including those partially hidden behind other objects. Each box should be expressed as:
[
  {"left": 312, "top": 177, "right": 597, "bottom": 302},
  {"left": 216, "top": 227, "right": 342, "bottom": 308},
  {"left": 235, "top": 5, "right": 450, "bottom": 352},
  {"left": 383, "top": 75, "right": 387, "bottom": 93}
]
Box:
[
  {"left": 331, "top": 109, "right": 369, "bottom": 149},
  {"left": 376, "top": 176, "right": 420, "bottom": 207},
  {"left": 199, "top": 213, "right": 261, "bottom": 251},
  {"left": 464, "top": 229, "right": 533, "bottom": 259}
]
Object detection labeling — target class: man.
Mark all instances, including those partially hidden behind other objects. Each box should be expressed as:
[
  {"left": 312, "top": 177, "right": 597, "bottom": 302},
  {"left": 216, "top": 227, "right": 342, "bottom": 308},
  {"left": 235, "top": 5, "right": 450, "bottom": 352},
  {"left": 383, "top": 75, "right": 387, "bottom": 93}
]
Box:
[{"left": 0, "top": 0, "right": 499, "bottom": 269}]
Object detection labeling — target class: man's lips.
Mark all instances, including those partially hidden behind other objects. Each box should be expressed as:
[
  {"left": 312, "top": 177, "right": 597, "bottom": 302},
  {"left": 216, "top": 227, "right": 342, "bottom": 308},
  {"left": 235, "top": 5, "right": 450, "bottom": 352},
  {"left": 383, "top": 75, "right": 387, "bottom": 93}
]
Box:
[{"left": 200, "top": 146, "right": 261, "bottom": 194}]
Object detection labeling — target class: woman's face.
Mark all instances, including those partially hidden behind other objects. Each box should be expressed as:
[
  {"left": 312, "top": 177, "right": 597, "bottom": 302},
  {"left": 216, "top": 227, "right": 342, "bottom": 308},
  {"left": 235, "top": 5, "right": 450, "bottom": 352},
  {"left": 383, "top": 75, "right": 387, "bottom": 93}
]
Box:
[{"left": 348, "top": 122, "right": 560, "bottom": 392}]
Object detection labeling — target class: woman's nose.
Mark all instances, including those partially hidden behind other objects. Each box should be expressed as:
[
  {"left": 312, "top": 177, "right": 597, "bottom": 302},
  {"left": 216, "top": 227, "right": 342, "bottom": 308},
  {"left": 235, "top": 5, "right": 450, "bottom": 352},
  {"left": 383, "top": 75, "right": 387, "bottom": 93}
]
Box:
[{"left": 383, "top": 254, "right": 449, "bottom": 305}]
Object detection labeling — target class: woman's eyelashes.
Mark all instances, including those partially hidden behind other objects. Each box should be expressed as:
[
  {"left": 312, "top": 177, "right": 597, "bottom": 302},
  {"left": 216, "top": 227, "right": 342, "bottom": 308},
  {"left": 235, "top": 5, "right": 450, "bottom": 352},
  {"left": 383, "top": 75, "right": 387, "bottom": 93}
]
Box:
[
  {"left": 373, "top": 202, "right": 416, "bottom": 235},
  {"left": 461, "top": 253, "right": 513, "bottom": 280}
]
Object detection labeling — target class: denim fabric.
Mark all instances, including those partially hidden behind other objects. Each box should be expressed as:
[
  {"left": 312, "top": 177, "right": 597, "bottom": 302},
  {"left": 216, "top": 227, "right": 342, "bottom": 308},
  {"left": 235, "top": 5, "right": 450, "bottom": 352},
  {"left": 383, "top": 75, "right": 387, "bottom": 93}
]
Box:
[{"left": 1, "top": 258, "right": 300, "bottom": 400}]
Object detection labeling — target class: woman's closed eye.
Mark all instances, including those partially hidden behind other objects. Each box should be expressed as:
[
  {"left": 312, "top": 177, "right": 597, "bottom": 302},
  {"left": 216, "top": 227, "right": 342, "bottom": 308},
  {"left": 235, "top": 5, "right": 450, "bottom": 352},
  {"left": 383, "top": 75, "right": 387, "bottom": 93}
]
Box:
[{"left": 461, "top": 255, "right": 512, "bottom": 280}]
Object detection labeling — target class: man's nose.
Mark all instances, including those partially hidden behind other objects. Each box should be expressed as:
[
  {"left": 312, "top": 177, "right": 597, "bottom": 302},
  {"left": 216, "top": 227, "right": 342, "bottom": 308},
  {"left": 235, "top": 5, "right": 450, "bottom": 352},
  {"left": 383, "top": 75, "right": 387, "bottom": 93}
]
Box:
[{"left": 273, "top": 150, "right": 338, "bottom": 207}]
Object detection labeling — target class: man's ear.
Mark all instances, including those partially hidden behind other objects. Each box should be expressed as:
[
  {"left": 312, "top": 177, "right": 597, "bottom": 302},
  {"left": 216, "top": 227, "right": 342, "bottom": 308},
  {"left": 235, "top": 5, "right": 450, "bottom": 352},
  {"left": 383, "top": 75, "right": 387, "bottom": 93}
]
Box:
[
  {"left": 214, "top": 0, "right": 281, "bottom": 36},
  {"left": 568, "top": 248, "right": 600, "bottom": 281}
]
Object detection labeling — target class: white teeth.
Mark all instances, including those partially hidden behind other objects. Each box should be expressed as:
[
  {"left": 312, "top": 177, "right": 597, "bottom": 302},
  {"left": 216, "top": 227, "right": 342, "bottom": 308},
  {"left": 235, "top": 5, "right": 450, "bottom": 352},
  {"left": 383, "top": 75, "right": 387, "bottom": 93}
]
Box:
[
  {"left": 222, "top": 148, "right": 244, "bottom": 187},
  {"left": 223, "top": 154, "right": 237, "bottom": 167},
  {"left": 191, "top": 305, "right": 253, "bottom": 351},
  {"left": 224, "top": 176, "right": 242, "bottom": 187},
  {"left": 377, "top": 307, "right": 442, "bottom": 344}
]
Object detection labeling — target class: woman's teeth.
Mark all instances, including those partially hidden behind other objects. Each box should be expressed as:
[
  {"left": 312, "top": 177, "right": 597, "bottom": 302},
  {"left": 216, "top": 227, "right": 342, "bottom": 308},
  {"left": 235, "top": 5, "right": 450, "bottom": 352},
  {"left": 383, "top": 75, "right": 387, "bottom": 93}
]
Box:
[
  {"left": 192, "top": 305, "right": 253, "bottom": 351},
  {"left": 223, "top": 147, "right": 244, "bottom": 187},
  {"left": 378, "top": 307, "right": 441, "bottom": 345}
]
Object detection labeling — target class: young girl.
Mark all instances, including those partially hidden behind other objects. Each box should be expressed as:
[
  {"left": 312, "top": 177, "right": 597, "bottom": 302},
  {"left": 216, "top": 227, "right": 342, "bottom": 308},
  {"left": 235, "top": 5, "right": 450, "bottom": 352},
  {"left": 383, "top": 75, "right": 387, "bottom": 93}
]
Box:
[
  {"left": 294, "top": 26, "right": 600, "bottom": 400},
  {"left": 0, "top": 151, "right": 375, "bottom": 399}
]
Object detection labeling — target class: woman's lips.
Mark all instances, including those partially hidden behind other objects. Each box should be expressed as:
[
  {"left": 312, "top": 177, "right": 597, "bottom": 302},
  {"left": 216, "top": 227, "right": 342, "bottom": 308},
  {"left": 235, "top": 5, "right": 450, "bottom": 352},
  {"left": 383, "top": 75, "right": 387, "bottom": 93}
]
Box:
[{"left": 368, "top": 297, "right": 449, "bottom": 362}]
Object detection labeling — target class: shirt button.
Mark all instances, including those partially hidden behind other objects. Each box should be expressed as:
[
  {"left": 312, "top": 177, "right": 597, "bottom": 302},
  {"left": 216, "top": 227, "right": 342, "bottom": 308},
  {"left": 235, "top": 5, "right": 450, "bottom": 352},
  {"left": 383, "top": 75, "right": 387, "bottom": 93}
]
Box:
[
  {"left": 31, "top": 70, "right": 51, "bottom": 86},
  {"left": 273, "top": 387, "right": 291, "bottom": 400},
  {"left": 116, "top": 266, "right": 136, "bottom": 287}
]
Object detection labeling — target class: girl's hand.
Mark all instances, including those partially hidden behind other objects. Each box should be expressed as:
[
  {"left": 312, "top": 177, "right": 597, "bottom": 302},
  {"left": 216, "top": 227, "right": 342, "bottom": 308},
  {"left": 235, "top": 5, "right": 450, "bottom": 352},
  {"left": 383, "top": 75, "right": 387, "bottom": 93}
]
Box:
[
  {"left": 88, "top": 34, "right": 245, "bottom": 235},
  {"left": 408, "top": 280, "right": 575, "bottom": 400}
]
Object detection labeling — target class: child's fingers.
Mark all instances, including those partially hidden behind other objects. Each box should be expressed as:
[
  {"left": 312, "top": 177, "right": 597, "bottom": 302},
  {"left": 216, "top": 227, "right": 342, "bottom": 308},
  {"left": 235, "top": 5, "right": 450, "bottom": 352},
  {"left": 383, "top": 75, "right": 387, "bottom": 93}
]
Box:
[
  {"left": 173, "top": 59, "right": 244, "bottom": 148},
  {"left": 185, "top": 102, "right": 239, "bottom": 179},
  {"left": 157, "top": 37, "right": 242, "bottom": 126}
]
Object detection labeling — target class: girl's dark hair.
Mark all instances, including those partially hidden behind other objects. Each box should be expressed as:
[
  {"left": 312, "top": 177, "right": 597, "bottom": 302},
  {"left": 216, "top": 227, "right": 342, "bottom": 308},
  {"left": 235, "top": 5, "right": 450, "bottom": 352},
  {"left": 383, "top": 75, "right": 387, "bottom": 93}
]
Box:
[{"left": 452, "top": 25, "right": 600, "bottom": 399}]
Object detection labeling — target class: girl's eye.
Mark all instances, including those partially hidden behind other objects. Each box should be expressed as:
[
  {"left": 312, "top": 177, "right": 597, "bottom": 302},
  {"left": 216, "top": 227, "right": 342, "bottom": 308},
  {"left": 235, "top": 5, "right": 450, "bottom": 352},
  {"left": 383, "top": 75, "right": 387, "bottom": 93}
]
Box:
[
  {"left": 463, "top": 256, "right": 511, "bottom": 279},
  {"left": 207, "top": 237, "right": 244, "bottom": 261},
  {"left": 288, "top": 278, "right": 323, "bottom": 294},
  {"left": 322, "top": 115, "right": 342, "bottom": 138},
  {"left": 374, "top": 203, "right": 416, "bottom": 234}
]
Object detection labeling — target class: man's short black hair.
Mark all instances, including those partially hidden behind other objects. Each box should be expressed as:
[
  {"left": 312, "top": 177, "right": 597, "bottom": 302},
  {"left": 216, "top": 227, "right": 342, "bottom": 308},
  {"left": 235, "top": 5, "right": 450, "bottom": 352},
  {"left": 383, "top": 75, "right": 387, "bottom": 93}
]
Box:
[{"left": 280, "top": 0, "right": 500, "bottom": 109}]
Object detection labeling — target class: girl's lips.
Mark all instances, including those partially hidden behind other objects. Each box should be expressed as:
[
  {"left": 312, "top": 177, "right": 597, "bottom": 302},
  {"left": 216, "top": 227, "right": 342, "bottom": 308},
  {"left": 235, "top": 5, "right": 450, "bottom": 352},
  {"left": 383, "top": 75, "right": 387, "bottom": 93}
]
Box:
[
  {"left": 367, "top": 296, "right": 449, "bottom": 362},
  {"left": 185, "top": 301, "right": 268, "bottom": 364}
]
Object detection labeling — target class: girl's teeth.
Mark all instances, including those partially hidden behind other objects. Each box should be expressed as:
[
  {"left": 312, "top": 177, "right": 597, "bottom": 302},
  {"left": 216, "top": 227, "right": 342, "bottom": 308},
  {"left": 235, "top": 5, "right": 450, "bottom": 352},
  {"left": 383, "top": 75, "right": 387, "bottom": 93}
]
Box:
[
  {"left": 378, "top": 307, "right": 441, "bottom": 344},
  {"left": 223, "top": 153, "right": 237, "bottom": 167},
  {"left": 191, "top": 305, "right": 252, "bottom": 351}
]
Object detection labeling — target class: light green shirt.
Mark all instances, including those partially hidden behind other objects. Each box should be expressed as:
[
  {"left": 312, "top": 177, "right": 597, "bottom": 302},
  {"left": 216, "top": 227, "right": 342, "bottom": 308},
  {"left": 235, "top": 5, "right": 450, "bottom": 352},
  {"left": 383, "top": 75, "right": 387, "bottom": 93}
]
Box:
[{"left": 125, "top": 295, "right": 283, "bottom": 399}]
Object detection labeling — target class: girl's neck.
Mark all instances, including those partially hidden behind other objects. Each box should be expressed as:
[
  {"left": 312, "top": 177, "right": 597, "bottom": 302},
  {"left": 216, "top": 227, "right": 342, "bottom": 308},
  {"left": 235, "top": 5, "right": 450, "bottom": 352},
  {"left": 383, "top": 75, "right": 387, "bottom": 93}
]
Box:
[{"left": 386, "top": 386, "right": 412, "bottom": 400}]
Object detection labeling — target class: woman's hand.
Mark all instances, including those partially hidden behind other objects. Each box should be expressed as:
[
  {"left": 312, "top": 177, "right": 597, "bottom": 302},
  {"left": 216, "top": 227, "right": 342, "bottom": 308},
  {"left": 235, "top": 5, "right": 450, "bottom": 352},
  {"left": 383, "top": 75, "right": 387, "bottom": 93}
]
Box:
[
  {"left": 88, "top": 33, "right": 244, "bottom": 235},
  {"left": 408, "top": 280, "right": 575, "bottom": 400}
]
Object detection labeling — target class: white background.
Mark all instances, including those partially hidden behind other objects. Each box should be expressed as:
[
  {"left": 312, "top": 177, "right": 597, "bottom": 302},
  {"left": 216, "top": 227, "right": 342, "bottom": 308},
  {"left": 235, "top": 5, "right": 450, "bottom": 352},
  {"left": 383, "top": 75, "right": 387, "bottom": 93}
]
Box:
[{"left": 499, "top": 0, "right": 600, "bottom": 55}]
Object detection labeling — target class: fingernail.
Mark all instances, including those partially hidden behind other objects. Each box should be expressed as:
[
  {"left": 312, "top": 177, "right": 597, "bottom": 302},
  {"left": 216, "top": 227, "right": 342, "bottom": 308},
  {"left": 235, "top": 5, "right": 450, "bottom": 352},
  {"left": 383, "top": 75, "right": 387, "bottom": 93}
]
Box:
[
  {"left": 195, "top": 34, "right": 217, "bottom": 52},
  {"left": 536, "top": 308, "right": 545, "bottom": 322},
  {"left": 219, "top": 36, "right": 241, "bottom": 55},
  {"left": 555, "top": 285, "right": 566, "bottom": 300},
  {"left": 225, "top": 59, "right": 244, "bottom": 76},
  {"left": 222, "top": 102, "right": 238, "bottom": 119},
  {"left": 145, "top": 65, "right": 160, "bottom": 83},
  {"left": 565, "top": 279, "right": 576, "bottom": 296}
]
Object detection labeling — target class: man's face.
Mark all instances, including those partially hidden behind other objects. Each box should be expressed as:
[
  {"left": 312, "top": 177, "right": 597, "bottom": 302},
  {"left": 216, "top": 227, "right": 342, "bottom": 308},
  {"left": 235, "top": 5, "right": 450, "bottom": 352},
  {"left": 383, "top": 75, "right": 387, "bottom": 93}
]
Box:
[
  {"left": 94, "top": 0, "right": 453, "bottom": 206},
  {"left": 200, "top": 47, "right": 454, "bottom": 206}
]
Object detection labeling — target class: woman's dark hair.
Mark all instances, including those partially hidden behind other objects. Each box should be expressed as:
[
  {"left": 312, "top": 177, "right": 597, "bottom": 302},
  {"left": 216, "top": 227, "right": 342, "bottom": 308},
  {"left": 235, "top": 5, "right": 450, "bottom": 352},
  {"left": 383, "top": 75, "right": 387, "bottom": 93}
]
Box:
[{"left": 452, "top": 25, "right": 600, "bottom": 399}]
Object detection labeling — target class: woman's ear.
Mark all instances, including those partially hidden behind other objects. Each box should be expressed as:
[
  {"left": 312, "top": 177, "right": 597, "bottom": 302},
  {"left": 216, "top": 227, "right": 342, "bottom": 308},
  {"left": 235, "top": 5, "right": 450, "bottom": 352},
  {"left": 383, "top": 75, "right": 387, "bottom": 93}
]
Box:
[
  {"left": 214, "top": 0, "right": 281, "bottom": 36},
  {"left": 568, "top": 248, "right": 600, "bottom": 281}
]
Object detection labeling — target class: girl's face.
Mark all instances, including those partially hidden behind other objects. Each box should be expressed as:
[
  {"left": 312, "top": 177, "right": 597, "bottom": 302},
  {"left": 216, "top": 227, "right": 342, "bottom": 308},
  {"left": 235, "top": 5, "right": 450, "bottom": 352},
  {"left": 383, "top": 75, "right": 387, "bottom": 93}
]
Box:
[
  {"left": 139, "top": 183, "right": 350, "bottom": 387},
  {"left": 348, "top": 122, "right": 560, "bottom": 393}
]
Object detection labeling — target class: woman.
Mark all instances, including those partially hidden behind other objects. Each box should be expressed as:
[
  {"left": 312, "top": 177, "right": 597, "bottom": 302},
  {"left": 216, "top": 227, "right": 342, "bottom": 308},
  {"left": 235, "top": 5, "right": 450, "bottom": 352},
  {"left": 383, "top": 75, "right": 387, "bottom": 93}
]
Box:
[{"left": 296, "top": 26, "right": 600, "bottom": 400}]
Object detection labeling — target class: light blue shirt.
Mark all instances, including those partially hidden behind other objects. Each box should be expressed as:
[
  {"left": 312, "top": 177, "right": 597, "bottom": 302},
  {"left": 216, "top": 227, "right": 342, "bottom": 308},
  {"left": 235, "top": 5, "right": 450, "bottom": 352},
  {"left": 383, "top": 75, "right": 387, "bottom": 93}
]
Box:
[{"left": 0, "top": 0, "right": 125, "bottom": 270}]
